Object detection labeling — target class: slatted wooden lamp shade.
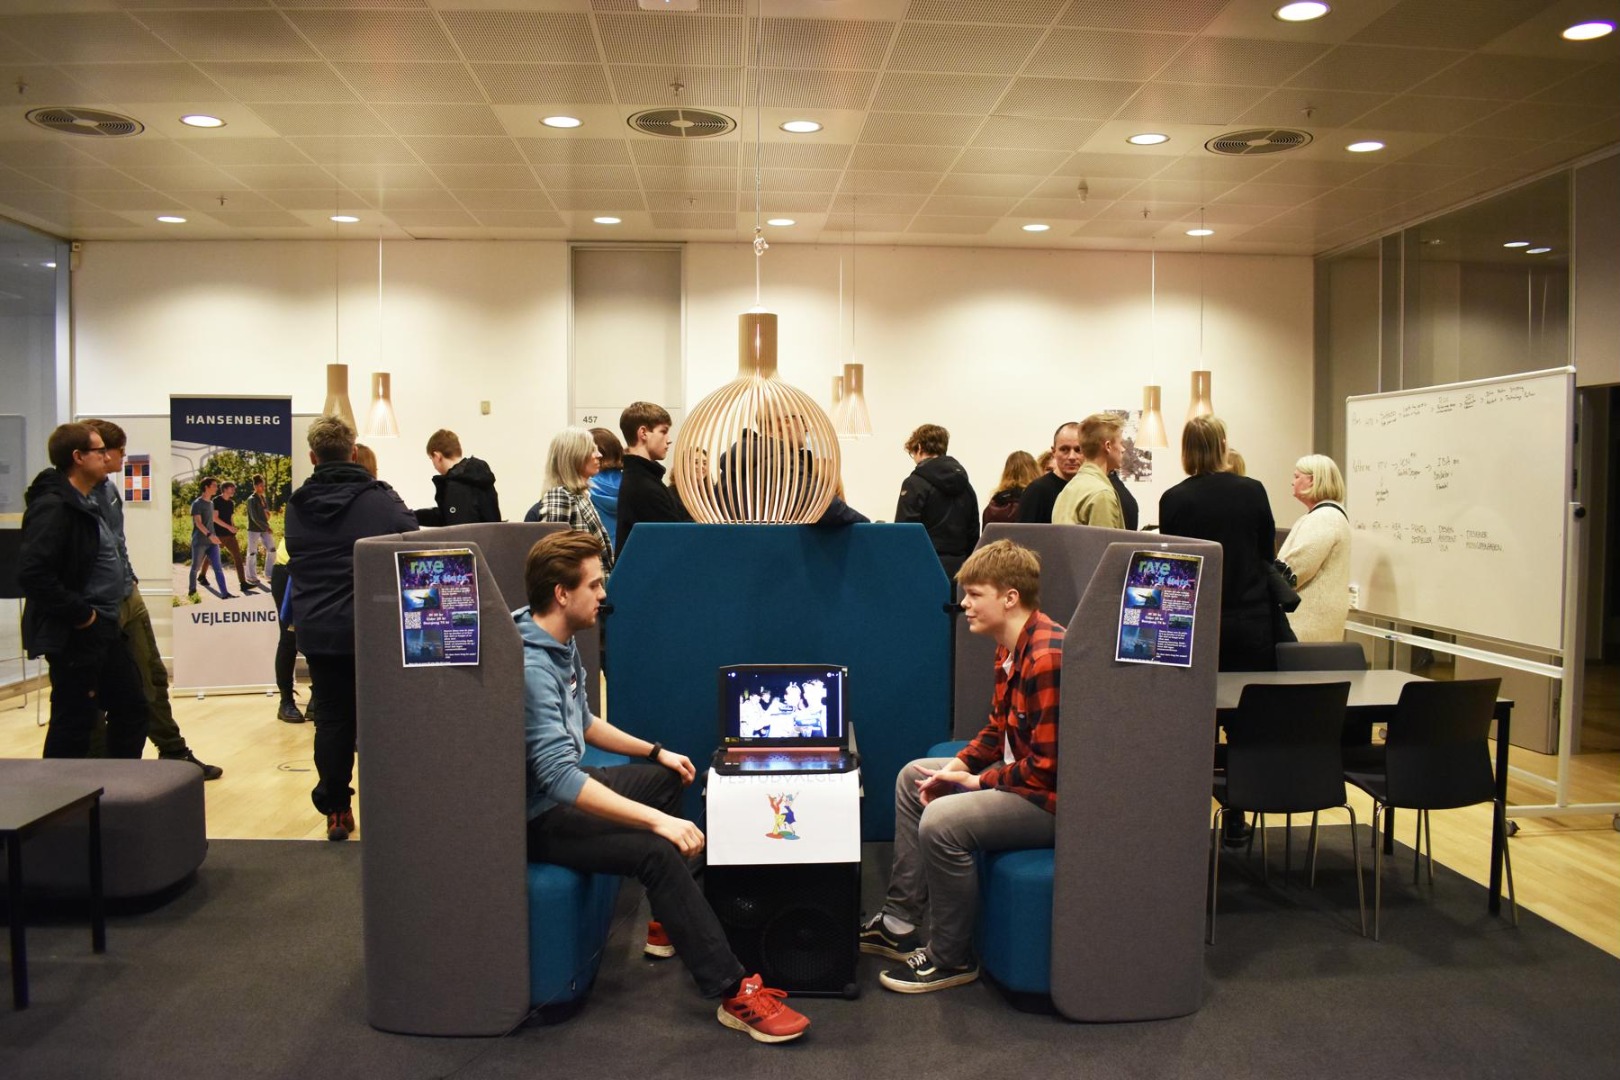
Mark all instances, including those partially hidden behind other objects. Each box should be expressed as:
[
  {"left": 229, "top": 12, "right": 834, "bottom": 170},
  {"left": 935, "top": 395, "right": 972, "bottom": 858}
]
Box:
[{"left": 671, "top": 310, "right": 841, "bottom": 524}]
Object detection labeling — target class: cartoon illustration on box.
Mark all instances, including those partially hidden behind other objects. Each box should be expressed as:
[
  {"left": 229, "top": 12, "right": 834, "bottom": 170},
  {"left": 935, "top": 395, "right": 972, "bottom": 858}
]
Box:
[{"left": 765, "top": 793, "right": 799, "bottom": 840}]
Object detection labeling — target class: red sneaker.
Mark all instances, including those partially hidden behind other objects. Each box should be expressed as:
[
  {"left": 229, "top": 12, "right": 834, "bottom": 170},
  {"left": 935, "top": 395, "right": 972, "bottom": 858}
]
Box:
[
  {"left": 717, "top": 974, "right": 809, "bottom": 1044},
  {"left": 644, "top": 920, "right": 676, "bottom": 959}
]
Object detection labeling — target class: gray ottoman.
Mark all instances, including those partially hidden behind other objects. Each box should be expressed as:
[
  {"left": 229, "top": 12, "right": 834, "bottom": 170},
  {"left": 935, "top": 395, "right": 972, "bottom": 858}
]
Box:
[{"left": 0, "top": 759, "right": 207, "bottom": 899}]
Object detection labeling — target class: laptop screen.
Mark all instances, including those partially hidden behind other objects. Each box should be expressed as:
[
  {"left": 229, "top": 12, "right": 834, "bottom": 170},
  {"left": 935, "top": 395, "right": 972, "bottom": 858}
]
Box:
[{"left": 719, "top": 664, "right": 847, "bottom": 748}]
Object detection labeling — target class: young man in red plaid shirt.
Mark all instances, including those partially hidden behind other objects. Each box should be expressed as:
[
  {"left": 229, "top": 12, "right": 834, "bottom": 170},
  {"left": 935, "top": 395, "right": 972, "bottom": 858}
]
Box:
[{"left": 861, "top": 539, "right": 1065, "bottom": 992}]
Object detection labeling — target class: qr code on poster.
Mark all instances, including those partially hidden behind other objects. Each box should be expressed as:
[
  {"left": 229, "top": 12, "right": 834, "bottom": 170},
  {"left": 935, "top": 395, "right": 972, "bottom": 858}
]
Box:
[
  {"left": 1121, "top": 609, "right": 1140, "bottom": 626},
  {"left": 404, "top": 611, "right": 422, "bottom": 629}
]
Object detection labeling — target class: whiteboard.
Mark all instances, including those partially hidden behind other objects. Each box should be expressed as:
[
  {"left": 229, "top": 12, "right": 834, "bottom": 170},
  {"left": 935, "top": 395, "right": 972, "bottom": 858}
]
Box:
[{"left": 1344, "top": 367, "right": 1573, "bottom": 652}]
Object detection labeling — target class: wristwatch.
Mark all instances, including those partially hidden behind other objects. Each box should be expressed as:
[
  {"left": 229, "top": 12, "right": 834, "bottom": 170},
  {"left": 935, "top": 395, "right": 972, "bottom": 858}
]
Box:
[{"left": 646, "top": 741, "right": 663, "bottom": 764}]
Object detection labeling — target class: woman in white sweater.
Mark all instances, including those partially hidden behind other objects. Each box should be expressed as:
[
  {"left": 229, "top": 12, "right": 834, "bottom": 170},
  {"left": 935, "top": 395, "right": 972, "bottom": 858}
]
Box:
[{"left": 1278, "top": 454, "right": 1351, "bottom": 643}]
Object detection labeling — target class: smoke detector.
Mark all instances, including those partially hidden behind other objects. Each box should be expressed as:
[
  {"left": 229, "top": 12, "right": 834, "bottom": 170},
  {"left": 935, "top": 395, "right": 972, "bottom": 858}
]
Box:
[
  {"left": 1205, "top": 128, "right": 1312, "bottom": 156},
  {"left": 628, "top": 107, "right": 736, "bottom": 139},
  {"left": 26, "top": 106, "right": 143, "bottom": 138}
]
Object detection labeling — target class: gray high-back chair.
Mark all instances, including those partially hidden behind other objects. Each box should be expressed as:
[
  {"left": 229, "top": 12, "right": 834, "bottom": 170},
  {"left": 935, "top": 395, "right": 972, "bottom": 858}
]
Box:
[
  {"left": 353, "top": 535, "right": 530, "bottom": 1035},
  {"left": 1051, "top": 538, "right": 1223, "bottom": 1020}
]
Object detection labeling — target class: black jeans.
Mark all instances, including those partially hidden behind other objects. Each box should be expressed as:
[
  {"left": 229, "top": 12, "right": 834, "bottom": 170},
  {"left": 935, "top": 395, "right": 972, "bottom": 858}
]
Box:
[
  {"left": 42, "top": 615, "right": 149, "bottom": 760},
  {"left": 304, "top": 652, "right": 356, "bottom": 814},
  {"left": 270, "top": 564, "right": 296, "bottom": 699},
  {"left": 526, "top": 764, "right": 745, "bottom": 999}
]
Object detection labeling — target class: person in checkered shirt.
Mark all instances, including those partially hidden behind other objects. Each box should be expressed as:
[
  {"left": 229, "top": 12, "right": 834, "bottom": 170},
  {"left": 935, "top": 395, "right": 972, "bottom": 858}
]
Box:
[{"left": 861, "top": 539, "right": 1065, "bottom": 993}]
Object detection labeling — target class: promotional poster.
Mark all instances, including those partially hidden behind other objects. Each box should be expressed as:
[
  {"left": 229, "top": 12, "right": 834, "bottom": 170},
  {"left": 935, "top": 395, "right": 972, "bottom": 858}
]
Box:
[
  {"left": 396, "top": 549, "right": 480, "bottom": 667},
  {"left": 706, "top": 770, "right": 862, "bottom": 866},
  {"left": 170, "top": 396, "right": 290, "bottom": 690},
  {"left": 1115, "top": 550, "right": 1204, "bottom": 668}
]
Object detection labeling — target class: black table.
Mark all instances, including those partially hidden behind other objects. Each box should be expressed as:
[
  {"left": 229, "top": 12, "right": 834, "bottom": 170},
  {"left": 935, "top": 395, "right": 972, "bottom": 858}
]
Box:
[
  {"left": 1216, "top": 670, "right": 1513, "bottom": 915},
  {"left": 0, "top": 782, "right": 106, "bottom": 1009}
]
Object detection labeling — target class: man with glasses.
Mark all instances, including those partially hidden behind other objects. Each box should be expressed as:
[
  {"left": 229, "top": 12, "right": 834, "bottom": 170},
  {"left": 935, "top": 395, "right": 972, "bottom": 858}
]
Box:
[
  {"left": 18, "top": 422, "right": 150, "bottom": 758},
  {"left": 82, "top": 419, "right": 223, "bottom": 779}
]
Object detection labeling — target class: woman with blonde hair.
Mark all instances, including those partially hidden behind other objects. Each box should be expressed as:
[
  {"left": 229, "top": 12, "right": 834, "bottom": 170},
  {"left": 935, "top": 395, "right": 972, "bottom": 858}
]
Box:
[
  {"left": 528, "top": 427, "right": 615, "bottom": 573},
  {"left": 982, "top": 450, "right": 1040, "bottom": 526},
  {"left": 1277, "top": 454, "right": 1351, "bottom": 642}
]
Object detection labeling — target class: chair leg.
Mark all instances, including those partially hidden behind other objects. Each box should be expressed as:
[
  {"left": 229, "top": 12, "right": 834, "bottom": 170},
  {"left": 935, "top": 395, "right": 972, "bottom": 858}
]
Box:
[
  {"left": 1423, "top": 810, "right": 1435, "bottom": 889},
  {"left": 1308, "top": 811, "right": 1320, "bottom": 888},
  {"left": 1413, "top": 811, "right": 1423, "bottom": 885},
  {"left": 1284, "top": 815, "right": 1293, "bottom": 886},
  {"left": 1371, "top": 799, "right": 1384, "bottom": 941},
  {"left": 1259, "top": 814, "right": 1269, "bottom": 884},
  {"left": 1208, "top": 807, "right": 1224, "bottom": 945},
  {"left": 1497, "top": 803, "right": 1519, "bottom": 928},
  {"left": 1344, "top": 805, "right": 1367, "bottom": 938}
]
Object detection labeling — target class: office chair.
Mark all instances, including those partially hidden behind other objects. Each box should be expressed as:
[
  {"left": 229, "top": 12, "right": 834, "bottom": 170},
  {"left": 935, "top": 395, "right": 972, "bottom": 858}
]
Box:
[
  {"left": 1344, "top": 677, "right": 1516, "bottom": 941},
  {"left": 1210, "top": 680, "right": 1364, "bottom": 944}
]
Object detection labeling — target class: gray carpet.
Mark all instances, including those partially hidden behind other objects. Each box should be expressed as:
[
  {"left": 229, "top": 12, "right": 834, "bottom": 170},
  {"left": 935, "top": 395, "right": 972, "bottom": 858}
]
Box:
[{"left": 2, "top": 832, "right": 1617, "bottom": 1080}]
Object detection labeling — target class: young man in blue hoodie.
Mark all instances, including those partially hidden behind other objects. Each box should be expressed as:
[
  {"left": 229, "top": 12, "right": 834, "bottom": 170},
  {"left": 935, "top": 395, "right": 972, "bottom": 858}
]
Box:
[{"left": 517, "top": 531, "right": 811, "bottom": 1044}]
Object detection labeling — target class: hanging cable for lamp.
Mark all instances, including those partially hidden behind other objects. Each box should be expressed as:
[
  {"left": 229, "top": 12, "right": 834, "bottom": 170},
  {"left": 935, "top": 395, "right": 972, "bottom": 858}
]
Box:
[{"left": 751, "top": 1, "right": 766, "bottom": 309}]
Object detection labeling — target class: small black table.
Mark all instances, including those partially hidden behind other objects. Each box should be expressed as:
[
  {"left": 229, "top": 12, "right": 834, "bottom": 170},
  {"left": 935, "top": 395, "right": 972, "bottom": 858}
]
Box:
[
  {"left": 1216, "top": 670, "right": 1514, "bottom": 915},
  {"left": 0, "top": 782, "right": 106, "bottom": 1009}
]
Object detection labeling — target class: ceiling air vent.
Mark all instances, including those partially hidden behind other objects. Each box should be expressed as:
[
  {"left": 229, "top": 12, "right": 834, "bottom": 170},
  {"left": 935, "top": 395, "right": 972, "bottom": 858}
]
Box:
[
  {"left": 628, "top": 107, "right": 736, "bottom": 139},
  {"left": 26, "top": 106, "right": 144, "bottom": 138},
  {"left": 1205, "top": 128, "right": 1312, "bottom": 156}
]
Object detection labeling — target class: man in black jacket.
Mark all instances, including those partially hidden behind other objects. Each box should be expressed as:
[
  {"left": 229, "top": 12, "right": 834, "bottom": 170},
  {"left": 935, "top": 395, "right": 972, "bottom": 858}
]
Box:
[
  {"left": 1016, "top": 421, "right": 1082, "bottom": 524},
  {"left": 286, "top": 414, "right": 419, "bottom": 840},
  {"left": 415, "top": 428, "right": 501, "bottom": 526},
  {"left": 615, "top": 401, "right": 690, "bottom": 555},
  {"left": 19, "top": 423, "right": 149, "bottom": 759},
  {"left": 895, "top": 424, "right": 978, "bottom": 578}
]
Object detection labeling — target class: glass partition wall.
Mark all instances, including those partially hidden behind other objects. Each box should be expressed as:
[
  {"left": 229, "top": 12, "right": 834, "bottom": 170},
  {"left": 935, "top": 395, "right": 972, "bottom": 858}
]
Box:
[{"left": 1316, "top": 174, "right": 1572, "bottom": 466}]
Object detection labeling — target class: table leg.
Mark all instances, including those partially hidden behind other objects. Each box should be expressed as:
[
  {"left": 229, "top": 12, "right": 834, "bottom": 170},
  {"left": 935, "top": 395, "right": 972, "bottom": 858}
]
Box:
[
  {"left": 1490, "top": 705, "right": 1512, "bottom": 916},
  {"left": 6, "top": 837, "right": 27, "bottom": 1010},
  {"left": 88, "top": 798, "right": 105, "bottom": 954},
  {"left": 1382, "top": 807, "right": 1395, "bottom": 855}
]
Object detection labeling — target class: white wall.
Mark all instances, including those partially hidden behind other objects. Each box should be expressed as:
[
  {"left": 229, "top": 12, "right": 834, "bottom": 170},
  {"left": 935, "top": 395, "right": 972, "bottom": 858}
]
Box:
[
  {"left": 73, "top": 238, "right": 1314, "bottom": 549},
  {"left": 73, "top": 240, "right": 571, "bottom": 519},
  {"left": 685, "top": 243, "right": 1314, "bottom": 527}
]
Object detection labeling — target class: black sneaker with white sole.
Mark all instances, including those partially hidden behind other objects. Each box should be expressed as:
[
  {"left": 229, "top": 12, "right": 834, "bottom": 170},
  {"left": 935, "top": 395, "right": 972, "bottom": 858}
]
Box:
[
  {"left": 858, "top": 914, "right": 922, "bottom": 961},
  {"left": 878, "top": 950, "right": 979, "bottom": 994}
]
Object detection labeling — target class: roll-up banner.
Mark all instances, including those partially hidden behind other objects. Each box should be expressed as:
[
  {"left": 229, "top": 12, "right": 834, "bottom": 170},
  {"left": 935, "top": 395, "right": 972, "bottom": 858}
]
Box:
[{"left": 170, "top": 396, "right": 291, "bottom": 690}]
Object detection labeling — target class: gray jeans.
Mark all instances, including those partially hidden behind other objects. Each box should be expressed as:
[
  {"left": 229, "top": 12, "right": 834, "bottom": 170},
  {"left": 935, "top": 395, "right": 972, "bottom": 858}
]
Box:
[{"left": 881, "top": 757, "right": 1055, "bottom": 969}]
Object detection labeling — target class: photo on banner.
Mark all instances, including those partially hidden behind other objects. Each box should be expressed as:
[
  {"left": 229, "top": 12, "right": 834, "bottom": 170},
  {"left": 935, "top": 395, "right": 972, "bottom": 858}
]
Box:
[{"left": 170, "top": 396, "right": 291, "bottom": 690}]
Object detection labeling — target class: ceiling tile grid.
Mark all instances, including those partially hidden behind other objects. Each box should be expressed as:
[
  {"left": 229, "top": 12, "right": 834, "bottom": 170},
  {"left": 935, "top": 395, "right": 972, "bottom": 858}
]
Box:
[{"left": 0, "top": 0, "right": 1609, "bottom": 253}]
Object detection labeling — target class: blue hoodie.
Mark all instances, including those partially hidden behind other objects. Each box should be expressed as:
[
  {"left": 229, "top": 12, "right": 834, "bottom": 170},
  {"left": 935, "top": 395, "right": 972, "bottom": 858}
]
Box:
[{"left": 517, "top": 606, "right": 596, "bottom": 821}]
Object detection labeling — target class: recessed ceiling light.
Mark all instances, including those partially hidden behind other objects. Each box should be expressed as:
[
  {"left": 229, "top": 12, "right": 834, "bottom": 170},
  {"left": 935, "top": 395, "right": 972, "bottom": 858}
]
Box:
[
  {"left": 330, "top": 215, "right": 360, "bottom": 223},
  {"left": 1527, "top": 247, "right": 1552, "bottom": 254},
  {"left": 1127, "top": 132, "right": 1170, "bottom": 146},
  {"left": 1274, "top": 2, "right": 1331, "bottom": 21},
  {"left": 1562, "top": 21, "right": 1614, "bottom": 41},
  {"left": 1347, "top": 140, "right": 1385, "bottom": 153},
  {"left": 541, "top": 115, "right": 583, "bottom": 129},
  {"left": 1503, "top": 241, "right": 1530, "bottom": 248},
  {"left": 766, "top": 218, "right": 796, "bottom": 226},
  {"left": 592, "top": 216, "right": 621, "bottom": 224},
  {"left": 780, "top": 120, "right": 822, "bottom": 134},
  {"left": 43, "top": 261, "right": 56, "bottom": 268},
  {"left": 156, "top": 215, "right": 186, "bottom": 223},
  {"left": 1186, "top": 228, "right": 1214, "bottom": 237},
  {"left": 1022, "top": 223, "right": 1051, "bottom": 232},
  {"left": 179, "top": 114, "right": 225, "bottom": 129}
]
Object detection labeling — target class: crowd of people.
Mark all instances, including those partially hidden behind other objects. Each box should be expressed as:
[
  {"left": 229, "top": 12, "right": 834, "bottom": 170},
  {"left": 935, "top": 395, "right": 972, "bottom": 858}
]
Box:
[{"left": 17, "top": 399, "right": 1353, "bottom": 1045}]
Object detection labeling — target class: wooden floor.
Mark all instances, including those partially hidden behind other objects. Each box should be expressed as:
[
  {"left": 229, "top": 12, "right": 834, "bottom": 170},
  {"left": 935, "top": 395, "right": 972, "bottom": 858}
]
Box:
[{"left": 3, "top": 675, "right": 1617, "bottom": 957}]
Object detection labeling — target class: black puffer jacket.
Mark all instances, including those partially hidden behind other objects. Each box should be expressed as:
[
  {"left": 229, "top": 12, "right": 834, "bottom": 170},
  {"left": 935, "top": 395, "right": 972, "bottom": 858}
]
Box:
[
  {"left": 416, "top": 455, "right": 502, "bottom": 526},
  {"left": 286, "top": 461, "right": 419, "bottom": 656},
  {"left": 18, "top": 468, "right": 104, "bottom": 657},
  {"left": 895, "top": 455, "right": 979, "bottom": 569}
]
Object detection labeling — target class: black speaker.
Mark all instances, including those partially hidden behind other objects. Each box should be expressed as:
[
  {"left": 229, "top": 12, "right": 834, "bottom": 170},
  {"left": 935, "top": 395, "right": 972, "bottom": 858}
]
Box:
[{"left": 705, "top": 862, "right": 860, "bottom": 998}]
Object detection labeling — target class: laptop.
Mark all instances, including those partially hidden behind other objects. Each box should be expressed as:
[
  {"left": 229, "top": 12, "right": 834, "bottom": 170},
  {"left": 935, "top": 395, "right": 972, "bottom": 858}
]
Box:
[{"left": 711, "top": 664, "right": 859, "bottom": 775}]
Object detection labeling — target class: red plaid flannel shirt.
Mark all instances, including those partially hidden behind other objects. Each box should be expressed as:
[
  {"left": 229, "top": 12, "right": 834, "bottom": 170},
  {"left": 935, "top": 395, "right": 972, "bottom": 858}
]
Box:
[{"left": 957, "top": 610, "right": 1065, "bottom": 813}]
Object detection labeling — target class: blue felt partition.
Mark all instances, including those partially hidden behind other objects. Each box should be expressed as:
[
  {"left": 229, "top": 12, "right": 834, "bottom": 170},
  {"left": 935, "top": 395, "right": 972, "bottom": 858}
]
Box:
[{"left": 605, "top": 523, "right": 953, "bottom": 840}]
